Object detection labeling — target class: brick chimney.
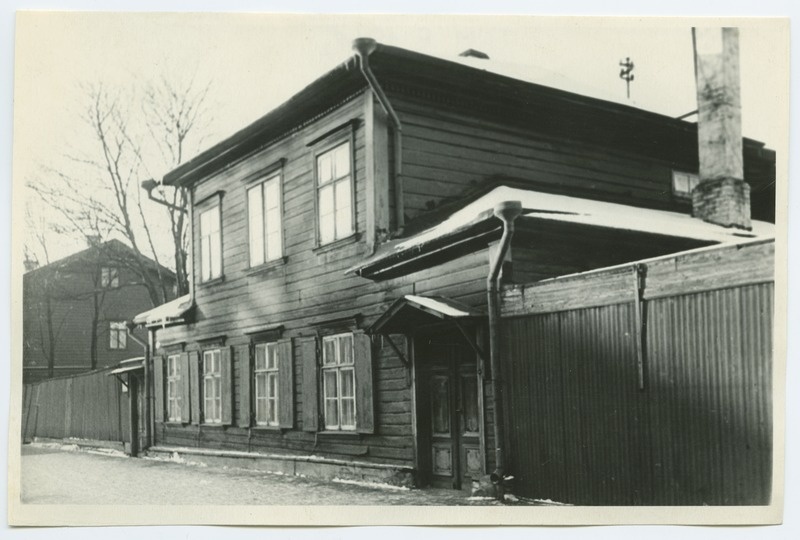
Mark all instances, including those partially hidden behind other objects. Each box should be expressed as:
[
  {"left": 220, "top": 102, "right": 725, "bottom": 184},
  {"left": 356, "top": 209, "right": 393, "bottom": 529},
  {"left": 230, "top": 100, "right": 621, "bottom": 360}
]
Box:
[{"left": 691, "top": 27, "right": 751, "bottom": 229}]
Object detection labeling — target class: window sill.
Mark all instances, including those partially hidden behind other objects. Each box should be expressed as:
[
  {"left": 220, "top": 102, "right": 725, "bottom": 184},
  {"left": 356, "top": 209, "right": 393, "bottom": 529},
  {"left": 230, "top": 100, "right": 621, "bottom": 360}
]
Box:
[
  {"left": 251, "top": 425, "right": 285, "bottom": 433},
  {"left": 164, "top": 421, "right": 188, "bottom": 427},
  {"left": 317, "top": 430, "right": 361, "bottom": 439},
  {"left": 199, "top": 276, "right": 225, "bottom": 288},
  {"left": 313, "top": 233, "right": 361, "bottom": 255},
  {"left": 245, "top": 257, "right": 288, "bottom": 277},
  {"left": 201, "top": 423, "right": 226, "bottom": 429}
]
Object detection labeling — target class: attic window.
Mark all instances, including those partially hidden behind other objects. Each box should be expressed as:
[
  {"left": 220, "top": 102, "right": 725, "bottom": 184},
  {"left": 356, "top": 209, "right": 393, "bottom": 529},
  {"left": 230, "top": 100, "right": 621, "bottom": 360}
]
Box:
[
  {"left": 101, "top": 266, "right": 119, "bottom": 288},
  {"left": 672, "top": 171, "right": 700, "bottom": 199}
]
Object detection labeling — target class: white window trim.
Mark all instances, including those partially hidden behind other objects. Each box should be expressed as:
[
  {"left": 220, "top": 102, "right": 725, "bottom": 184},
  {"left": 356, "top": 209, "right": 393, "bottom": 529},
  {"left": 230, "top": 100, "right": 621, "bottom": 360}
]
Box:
[
  {"left": 321, "top": 333, "right": 357, "bottom": 431},
  {"left": 247, "top": 173, "right": 283, "bottom": 267},
  {"left": 166, "top": 354, "right": 181, "bottom": 422},
  {"left": 315, "top": 138, "right": 355, "bottom": 246},
  {"left": 199, "top": 204, "right": 222, "bottom": 282},
  {"left": 672, "top": 170, "right": 700, "bottom": 199},
  {"left": 254, "top": 342, "right": 280, "bottom": 426},
  {"left": 202, "top": 349, "right": 222, "bottom": 424},
  {"left": 109, "top": 321, "right": 127, "bottom": 350}
]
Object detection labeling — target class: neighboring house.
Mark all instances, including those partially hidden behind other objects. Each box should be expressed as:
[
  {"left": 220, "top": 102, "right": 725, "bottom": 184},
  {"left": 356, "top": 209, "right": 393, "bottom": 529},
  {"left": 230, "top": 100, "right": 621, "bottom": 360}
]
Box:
[
  {"left": 23, "top": 239, "right": 176, "bottom": 384},
  {"left": 135, "top": 39, "right": 775, "bottom": 492}
]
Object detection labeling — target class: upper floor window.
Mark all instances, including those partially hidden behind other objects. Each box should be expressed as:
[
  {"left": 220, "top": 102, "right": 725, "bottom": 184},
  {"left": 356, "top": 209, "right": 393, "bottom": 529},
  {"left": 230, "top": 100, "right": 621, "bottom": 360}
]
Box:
[
  {"left": 672, "top": 170, "right": 700, "bottom": 199},
  {"left": 247, "top": 174, "right": 283, "bottom": 266},
  {"left": 321, "top": 333, "right": 356, "bottom": 431},
  {"left": 166, "top": 354, "right": 182, "bottom": 422},
  {"left": 203, "top": 349, "right": 222, "bottom": 424},
  {"left": 109, "top": 321, "right": 127, "bottom": 350},
  {"left": 199, "top": 204, "right": 222, "bottom": 282},
  {"left": 316, "top": 140, "right": 354, "bottom": 245},
  {"left": 101, "top": 266, "right": 119, "bottom": 288}
]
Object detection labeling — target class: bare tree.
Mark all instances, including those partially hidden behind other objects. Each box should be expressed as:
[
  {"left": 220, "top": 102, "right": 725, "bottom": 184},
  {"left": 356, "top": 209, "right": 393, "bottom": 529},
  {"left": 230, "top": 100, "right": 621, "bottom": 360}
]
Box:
[
  {"left": 28, "top": 73, "right": 214, "bottom": 305},
  {"left": 141, "top": 73, "right": 213, "bottom": 295}
]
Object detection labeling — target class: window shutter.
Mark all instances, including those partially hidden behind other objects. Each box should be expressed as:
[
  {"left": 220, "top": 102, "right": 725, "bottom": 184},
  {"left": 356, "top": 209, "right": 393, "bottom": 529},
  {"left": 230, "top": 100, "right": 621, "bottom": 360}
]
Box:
[
  {"left": 221, "top": 346, "right": 234, "bottom": 425},
  {"left": 301, "top": 337, "right": 319, "bottom": 432},
  {"left": 278, "top": 338, "right": 294, "bottom": 429},
  {"left": 179, "top": 352, "right": 191, "bottom": 423},
  {"left": 153, "top": 355, "right": 165, "bottom": 423},
  {"left": 237, "top": 344, "right": 252, "bottom": 428},
  {"left": 189, "top": 352, "right": 201, "bottom": 425},
  {"left": 354, "top": 331, "right": 375, "bottom": 434}
]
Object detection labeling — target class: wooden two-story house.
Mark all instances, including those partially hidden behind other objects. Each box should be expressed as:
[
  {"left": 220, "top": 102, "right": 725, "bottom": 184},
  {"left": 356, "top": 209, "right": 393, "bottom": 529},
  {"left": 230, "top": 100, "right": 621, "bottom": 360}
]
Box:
[
  {"left": 23, "top": 239, "right": 176, "bottom": 384},
  {"left": 134, "top": 39, "right": 775, "bottom": 490}
]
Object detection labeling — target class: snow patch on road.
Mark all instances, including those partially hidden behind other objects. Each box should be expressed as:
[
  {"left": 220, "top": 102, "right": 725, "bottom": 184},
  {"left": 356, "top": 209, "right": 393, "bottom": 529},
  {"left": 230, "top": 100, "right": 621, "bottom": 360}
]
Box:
[
  {"left": 331, "top": 478, "right": 410, "bottom": 491},
  {"left": 142, "top": 452, "right": 208, "bottom": 468},
  {"left": 532, "top": 498, "right": 572, "bottom": 506}
]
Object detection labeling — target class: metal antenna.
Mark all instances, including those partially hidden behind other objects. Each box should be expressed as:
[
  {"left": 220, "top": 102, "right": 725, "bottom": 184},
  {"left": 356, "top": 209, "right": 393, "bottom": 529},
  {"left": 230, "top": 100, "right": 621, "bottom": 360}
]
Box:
[{"left": 619, "top": 57, "right": 635, "bottom": 99}]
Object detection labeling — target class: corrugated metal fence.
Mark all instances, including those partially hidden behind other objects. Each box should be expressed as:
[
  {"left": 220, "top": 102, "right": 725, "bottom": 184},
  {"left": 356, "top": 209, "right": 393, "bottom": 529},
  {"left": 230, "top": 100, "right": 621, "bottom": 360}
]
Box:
[
  {"left": 22, "top": 367, "right": 130, "bottom": 445},
  {"left": 500, "top": 240, "right": 774, "bottom": 505}
]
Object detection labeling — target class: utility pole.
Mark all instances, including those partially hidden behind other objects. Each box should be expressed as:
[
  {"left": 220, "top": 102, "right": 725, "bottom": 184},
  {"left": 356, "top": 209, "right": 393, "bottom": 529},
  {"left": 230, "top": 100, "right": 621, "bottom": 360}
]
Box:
[{"left": 619, "top": 57, "right": 635, "bottom": 99}]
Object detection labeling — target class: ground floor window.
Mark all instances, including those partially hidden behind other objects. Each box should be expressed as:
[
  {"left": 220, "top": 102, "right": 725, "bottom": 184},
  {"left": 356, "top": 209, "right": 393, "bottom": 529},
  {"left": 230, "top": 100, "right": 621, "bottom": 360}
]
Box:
[
  {"left": 203, "top": 349, "right": 222, "bottom": 424},
  {"left": 254, "top": 342, "right": 279, "bottom": 426},
  {"left": 321, "top": 333, "right": 356, "bottom": 431},
  {"left": 166, "top": 354, "right": 181, "bottom": 422}
]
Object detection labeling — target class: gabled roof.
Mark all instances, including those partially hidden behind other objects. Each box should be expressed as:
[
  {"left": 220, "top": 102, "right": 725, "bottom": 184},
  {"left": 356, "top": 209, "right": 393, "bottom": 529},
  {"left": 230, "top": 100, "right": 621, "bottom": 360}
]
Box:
[
  {"left": 349, "top": 185, "right": 775, "bottom": 281},
  {"left": 24, "top": 239, "right": 175, "bottom": 281},
  {"left": 369, "top": 295, "right": 483, "bottom": 335},
  {"left": 163, "top": 40, "right": 774, "bottom": 190}
]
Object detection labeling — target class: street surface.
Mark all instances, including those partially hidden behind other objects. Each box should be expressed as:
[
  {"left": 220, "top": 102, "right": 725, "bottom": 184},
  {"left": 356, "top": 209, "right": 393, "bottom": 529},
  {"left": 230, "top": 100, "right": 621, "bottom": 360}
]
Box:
[{"left": 20, "top": 444, "right": 527, "bottom": 506}]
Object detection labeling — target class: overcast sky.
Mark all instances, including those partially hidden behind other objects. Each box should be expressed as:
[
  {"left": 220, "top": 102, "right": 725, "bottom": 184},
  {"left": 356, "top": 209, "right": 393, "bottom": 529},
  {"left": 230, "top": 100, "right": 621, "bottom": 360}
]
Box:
[{"left": 13, "top": 13, "right": 789, "bottom": 262}]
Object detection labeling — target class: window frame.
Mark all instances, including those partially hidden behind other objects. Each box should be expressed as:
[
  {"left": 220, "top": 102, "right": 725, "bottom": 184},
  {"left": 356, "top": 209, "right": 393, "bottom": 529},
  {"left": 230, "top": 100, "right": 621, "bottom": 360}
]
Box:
[
  {"left": 313, "top": 133, "right": 356, "bottom": 247},
  {"left": 202, "top": 348, "right": 222, "bottom": 424},
  {"left": 166, "top": 353, "right": 182, "bottom": 422},
  {"left": 246, "top": 171, "right": 284, "bottom": 268},
  {"left": 108, "top": 321, "right": 127, "bottom": 350},
  {"left": 198, "top": 202, "right": 223, "bottom": 283},
  {"left": 671, "top": 170, "right": 700, "bottom": 200},
  {"left": 253, "top": 342, "right": 280, "bottom": 427},
  {"left": 100, "top": 266, "right": 119, "bottom": 288},
  {"left": 320, "top": 333, "right": 357, "bottom": 432}
]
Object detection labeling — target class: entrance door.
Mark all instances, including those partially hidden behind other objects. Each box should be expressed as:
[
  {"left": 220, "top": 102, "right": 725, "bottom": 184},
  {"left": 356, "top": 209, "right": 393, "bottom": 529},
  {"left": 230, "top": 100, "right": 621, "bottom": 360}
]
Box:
[{"left": 421, "top": 340, "right": 483, "bottom": 490}]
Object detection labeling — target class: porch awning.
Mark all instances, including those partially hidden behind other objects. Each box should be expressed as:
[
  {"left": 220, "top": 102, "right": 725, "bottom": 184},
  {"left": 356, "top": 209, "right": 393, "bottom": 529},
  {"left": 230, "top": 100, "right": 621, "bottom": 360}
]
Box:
[
  {"left": 369, "top": 295, "right": 484, "bottom": 335},
  {"left": 132, "top": 294, "right": 193, "bottom": 327},
  {"left": 108, "top": 357, "right": 145, "bottom": 375}
]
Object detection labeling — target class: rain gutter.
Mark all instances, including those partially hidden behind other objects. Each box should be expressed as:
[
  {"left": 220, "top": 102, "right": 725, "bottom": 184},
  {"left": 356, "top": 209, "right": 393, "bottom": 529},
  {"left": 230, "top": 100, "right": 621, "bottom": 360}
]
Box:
[{"left": 352, "top": 38, "right": 405, "bottom": 232}]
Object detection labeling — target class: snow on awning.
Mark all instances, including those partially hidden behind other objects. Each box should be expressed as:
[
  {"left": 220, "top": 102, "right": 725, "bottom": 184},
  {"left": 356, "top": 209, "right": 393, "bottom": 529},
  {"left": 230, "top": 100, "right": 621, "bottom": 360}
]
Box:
[
  {"left": 108, "top": 357, "right": 144, "bottom": 375},
  {"left": 350, "top": 185, "right": 775, "bottom": 279},
  {"left": 369, "top": 295, "right": 484, "bottom": 335},
  {"left": 132, "top": 294, "right": 193, "bottom": 327}
]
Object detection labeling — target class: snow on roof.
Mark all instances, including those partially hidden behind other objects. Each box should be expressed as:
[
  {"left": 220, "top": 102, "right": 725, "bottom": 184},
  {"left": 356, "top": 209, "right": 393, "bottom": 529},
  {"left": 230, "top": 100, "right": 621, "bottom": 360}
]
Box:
[
  {"left": 132, "top": 294, "right": 193, "bottom": 327},
  {"left": 404, "top": 295, "right": 479, "bottom": 318},
  {"left": 454, "top": 55, "right": 644, "bottom": 112},
  {"left": 394, "top": 186, "right": 774, "bottom": 252}
]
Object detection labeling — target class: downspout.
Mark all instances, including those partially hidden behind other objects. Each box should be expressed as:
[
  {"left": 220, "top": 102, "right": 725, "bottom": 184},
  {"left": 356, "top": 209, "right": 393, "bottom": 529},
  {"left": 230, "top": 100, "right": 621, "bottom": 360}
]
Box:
[
  {"left": 144, "top": 328, "right": 153, "bottom": 449},
  {"left": 486, "top": 200, "right": 523, "bottom": 488},
  {"left": 352, "top": 37, "right": 405, "bottom": 232}
]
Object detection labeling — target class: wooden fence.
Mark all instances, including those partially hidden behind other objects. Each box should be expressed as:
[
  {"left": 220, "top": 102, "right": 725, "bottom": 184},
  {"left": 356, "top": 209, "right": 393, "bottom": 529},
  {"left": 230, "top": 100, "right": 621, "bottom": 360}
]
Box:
[
  {"left": 22, "top": 367, "right": 130, "bottom": 446},
  {"left": 500, "top": 239, "right": 774, "bottom": 505}
]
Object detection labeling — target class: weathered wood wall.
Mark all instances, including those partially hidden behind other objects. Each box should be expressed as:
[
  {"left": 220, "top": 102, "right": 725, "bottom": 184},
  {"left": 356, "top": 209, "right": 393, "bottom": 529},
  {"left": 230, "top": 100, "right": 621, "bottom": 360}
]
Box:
[
  {"left": 21, "top": 368, "right": 130, "bottom": 444},
  {"left": 500, "top": 240, "right": 774, "bottom": 505},
  {"left": 155, "top": 91, "right": 499, "bottom": 469}
]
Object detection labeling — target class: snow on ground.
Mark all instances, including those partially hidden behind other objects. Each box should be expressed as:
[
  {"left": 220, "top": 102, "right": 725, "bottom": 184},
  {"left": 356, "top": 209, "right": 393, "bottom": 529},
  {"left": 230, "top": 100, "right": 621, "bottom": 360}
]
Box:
[
  {"left": 20, "top": 445, "right": 540, "bottom": 506},
  {"left": 331, "top": 478, "right": 410, "bottom": 491}
]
